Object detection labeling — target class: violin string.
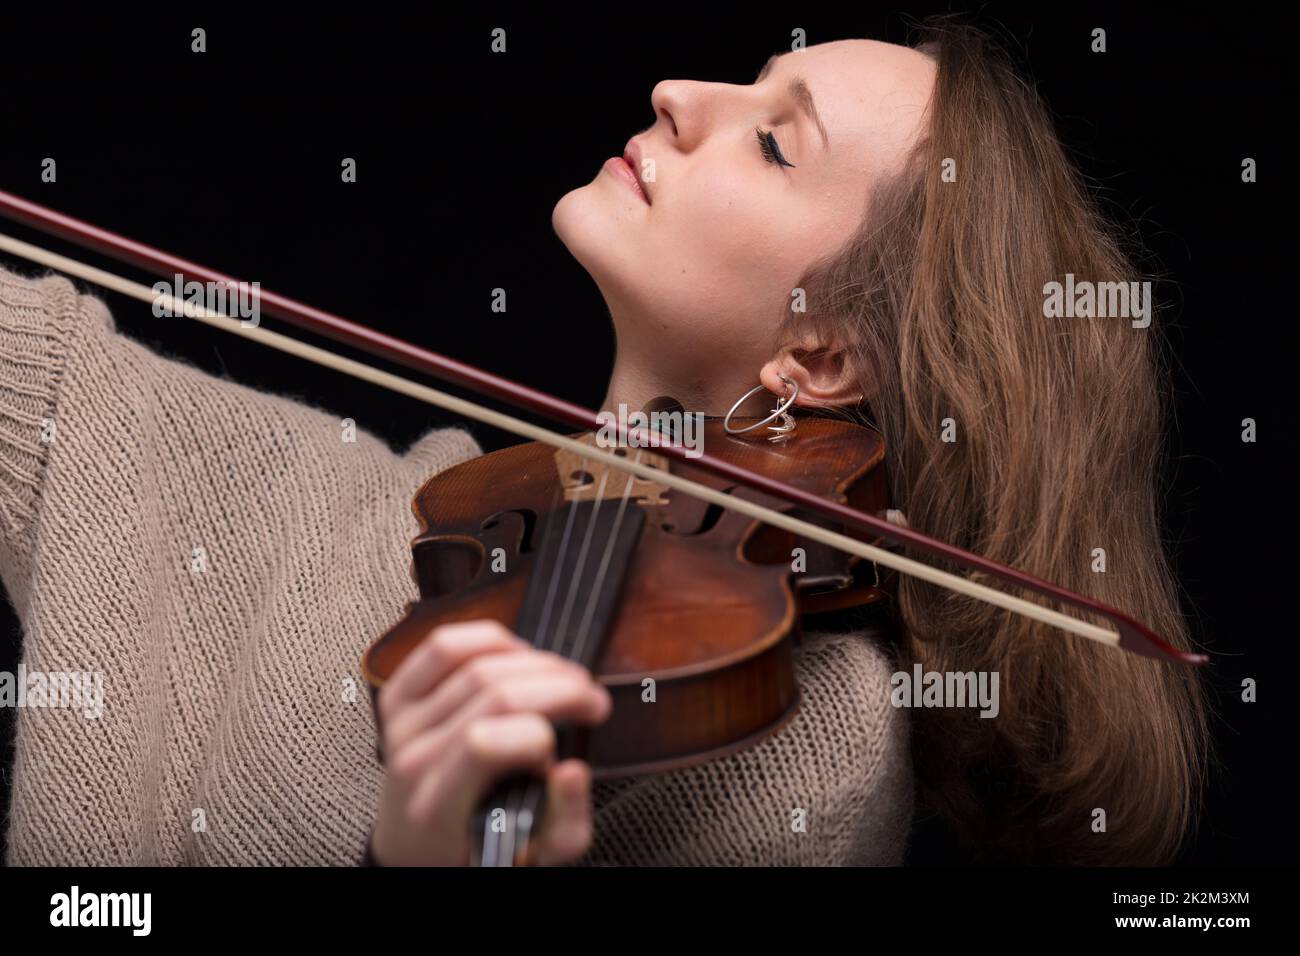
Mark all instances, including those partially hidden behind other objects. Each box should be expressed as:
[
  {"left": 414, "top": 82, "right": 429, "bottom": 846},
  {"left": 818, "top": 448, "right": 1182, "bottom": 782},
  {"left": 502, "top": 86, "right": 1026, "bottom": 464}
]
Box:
[
  {"left": 512, "top": 457, "right": 639, "bottom": 866},
  {"left": 548, "top": 468, "right": 612, "bottom": 656},
  {"left": 489, "top": 453, "right": 638, "bottom": 862},
  {"left": 497, "top": 460, "right": 607, "bottom": 865},
  {"left": 504, "top": 454, "right": 641, "bottom": 864},
  {"left": 491, "top": 473, "right": 575, "bottom": 865},
  {"left": 531, "top": 480, "right": 587, "bottom": 653},
  {"left": 570, "top": 452, "right": 644, "bottom": 666}
]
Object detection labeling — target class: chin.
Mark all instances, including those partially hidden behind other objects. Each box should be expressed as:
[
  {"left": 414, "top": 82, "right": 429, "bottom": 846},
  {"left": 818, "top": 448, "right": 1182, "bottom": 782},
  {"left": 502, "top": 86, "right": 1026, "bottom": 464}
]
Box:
[{"left": 552, "top": 183, "right": 635, "bottom": 296}]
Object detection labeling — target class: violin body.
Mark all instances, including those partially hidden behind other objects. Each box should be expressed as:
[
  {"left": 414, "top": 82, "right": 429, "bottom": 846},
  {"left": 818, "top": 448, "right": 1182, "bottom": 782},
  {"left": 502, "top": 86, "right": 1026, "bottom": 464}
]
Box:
[{"left": 363, "top": 417, "right": 891, "bottom": 778}]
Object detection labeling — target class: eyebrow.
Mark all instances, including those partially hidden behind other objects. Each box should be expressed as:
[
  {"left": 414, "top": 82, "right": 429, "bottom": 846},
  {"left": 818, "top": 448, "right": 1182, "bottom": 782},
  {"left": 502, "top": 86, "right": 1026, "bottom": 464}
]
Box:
[{"left": 755, "top": 53, "right": 830, "bottom": 150}]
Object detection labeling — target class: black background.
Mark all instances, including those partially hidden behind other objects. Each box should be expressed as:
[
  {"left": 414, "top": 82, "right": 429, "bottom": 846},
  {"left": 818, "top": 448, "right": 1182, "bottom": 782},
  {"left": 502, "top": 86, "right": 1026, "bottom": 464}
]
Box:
[{"left": 0, "top": 4, "right": 1293, "bottom": 866}]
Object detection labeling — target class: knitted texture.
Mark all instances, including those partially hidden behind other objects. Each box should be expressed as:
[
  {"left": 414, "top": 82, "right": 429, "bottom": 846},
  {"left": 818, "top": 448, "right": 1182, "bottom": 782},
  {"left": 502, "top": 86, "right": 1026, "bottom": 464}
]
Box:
[{"left": 0, "top": 264, "right": 912, "bottom": 865}]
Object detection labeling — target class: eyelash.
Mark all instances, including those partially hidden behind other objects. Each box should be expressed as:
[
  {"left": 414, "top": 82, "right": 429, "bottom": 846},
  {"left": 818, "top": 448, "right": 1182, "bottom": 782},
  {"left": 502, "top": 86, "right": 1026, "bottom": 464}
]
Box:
[{"left": 755, "top": 125, "right": 796, "bottom": 168}]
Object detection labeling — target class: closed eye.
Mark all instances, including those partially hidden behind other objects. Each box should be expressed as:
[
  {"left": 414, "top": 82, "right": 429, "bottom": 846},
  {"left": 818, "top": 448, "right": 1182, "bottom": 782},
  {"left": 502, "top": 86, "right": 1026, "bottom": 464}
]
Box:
[{"left": 755, "top": 125, "right": 796, "bottom": 168}]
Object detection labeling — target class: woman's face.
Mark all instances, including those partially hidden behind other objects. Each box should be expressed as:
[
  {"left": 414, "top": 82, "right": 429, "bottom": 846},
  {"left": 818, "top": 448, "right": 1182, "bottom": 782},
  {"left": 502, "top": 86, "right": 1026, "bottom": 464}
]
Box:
[{"left": 552, "top": 39, "right": 936, "bottom": 410}]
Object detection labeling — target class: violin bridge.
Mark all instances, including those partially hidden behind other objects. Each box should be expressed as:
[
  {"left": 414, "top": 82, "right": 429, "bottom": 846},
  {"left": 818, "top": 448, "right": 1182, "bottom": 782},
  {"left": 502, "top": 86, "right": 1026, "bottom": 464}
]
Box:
[{"left": 555, "top": 434, "right": 670, "bottom": 506}]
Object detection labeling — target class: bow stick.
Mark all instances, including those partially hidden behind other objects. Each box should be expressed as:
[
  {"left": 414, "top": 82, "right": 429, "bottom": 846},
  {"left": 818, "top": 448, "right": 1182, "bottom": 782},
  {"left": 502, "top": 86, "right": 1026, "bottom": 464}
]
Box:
[{"left": 0, "top": 188, "right": 1206, "bottom": 665}]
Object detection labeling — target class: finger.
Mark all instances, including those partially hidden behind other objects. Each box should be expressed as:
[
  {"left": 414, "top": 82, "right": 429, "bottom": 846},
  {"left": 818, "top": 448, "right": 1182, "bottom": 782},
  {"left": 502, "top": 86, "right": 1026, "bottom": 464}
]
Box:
[
  {"left": 388, "top": 670, "right": 611, "bottom": 783},
  {"left": 379, "top": 619, "right": 523, "bottom": 718},
  {"left": 529, "top": 760, "right": 594, "bottom": 866},
  {"left": 404, "top": 712, "right": 557, "bottom": 830},
  {"left": 386, "top": 649, "right": 590, "bottom": 753}
]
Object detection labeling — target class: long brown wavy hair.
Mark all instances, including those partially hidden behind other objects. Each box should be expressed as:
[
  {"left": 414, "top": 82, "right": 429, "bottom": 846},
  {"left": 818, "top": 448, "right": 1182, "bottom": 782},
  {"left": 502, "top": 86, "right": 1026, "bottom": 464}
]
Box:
[{"left": 780, "top": 16, "right": 1210, "bottom": 864}]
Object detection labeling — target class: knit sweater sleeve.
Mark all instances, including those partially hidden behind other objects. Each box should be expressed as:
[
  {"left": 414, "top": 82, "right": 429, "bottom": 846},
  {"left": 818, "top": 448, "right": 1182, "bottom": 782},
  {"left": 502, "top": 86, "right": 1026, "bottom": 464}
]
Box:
[
  {"left": 0, "top": 267, "right": 78, "bottom": 606},
  {"left": 0, "top": 265, "right": 480, "bottom": 612},
  {"left": 0, "top": 263, "right": 482, "bottom": 865}
]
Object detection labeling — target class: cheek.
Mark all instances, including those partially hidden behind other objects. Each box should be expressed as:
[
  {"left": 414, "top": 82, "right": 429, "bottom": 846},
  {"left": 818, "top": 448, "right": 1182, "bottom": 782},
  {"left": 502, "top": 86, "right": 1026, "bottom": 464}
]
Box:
[
  {"left": 678, "top": 171, "right": 787, "bottom": 266},
  {"left": 645, "top": 172, "right": 809, "bottom": 320}
]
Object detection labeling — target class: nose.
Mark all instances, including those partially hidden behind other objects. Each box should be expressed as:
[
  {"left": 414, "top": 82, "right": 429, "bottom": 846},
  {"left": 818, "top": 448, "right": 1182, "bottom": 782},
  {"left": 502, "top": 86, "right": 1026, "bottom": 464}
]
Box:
[{"left": 649, "top": 78, "right": 741, "bottom": 154}]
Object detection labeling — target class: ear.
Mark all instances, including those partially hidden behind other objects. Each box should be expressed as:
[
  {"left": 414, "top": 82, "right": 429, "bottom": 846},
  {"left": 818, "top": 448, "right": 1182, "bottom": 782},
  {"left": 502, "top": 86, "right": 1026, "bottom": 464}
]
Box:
[{"left": 759, "top": 344, "right": 866, "bottom": 409}]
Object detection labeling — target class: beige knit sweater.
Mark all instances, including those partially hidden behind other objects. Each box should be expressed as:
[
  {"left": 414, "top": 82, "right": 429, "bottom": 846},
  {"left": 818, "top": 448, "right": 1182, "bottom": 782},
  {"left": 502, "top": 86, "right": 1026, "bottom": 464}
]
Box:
[{"left": 0, "top": 263, "right": 913, "bottom": 866}]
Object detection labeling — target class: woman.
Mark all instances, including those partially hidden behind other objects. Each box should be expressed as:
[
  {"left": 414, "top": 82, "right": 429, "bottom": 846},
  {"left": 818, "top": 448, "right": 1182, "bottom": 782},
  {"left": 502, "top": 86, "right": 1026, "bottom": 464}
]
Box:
[{"left": 0, "top": 18, "right": 1207, "bottom": 866}]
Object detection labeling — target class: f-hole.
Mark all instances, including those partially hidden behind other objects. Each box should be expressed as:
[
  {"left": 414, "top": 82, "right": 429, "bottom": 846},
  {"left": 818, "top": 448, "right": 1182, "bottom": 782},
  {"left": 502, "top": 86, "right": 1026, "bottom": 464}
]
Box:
[
  {"left": 414, "top": 538, "right": 483, "bottom": 596},
  {"left": 480, "top": 508, "right": 539, "bottom": 553},
  {"left": 661, "top": 486, "right": 736, "bottom": 536}
]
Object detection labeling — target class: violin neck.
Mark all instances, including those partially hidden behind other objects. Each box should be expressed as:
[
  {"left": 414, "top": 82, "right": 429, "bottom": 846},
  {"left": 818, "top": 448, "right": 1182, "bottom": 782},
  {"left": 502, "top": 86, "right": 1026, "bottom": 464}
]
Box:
[
  {"left": 515, "top": 499, "right": 647, "bottom": 667},
  {"left": 469, "top": 498, "right": 646, "bottom": 865}
]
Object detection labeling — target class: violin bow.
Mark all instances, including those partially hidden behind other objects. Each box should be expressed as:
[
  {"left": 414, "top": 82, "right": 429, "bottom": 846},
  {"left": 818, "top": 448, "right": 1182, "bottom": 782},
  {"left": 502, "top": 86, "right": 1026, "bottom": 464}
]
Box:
[{"left": 0, "top": 189, "right": 1206, "bottom": 666}]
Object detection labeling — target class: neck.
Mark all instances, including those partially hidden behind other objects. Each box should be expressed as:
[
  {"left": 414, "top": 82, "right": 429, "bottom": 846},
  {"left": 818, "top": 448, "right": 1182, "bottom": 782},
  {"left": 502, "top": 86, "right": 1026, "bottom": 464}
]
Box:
[
  {"left": 600, "top": 352, "right": 667, "bottom": 415},
  {"left": 601, "top": 335, "right": 769, "bottom": 421}
]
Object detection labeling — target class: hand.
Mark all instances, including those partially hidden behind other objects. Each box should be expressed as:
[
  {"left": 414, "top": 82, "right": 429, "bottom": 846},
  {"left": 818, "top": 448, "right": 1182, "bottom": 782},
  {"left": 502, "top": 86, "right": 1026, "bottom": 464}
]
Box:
[{"left": 369, "top": 619, "right": 612, "bottom": 866}]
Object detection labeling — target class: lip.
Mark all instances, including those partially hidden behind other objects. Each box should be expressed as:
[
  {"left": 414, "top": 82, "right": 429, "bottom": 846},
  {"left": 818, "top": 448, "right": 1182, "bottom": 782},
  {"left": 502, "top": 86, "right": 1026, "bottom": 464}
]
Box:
[
  {"left": 624, "top": 139, "right": 651, "bottom": 200},
  {"left": 603, "top": 157, "right": 649, "bottom": 204},
  {"left": 603, "top": 138, "right": 651, "bottom": 205}
]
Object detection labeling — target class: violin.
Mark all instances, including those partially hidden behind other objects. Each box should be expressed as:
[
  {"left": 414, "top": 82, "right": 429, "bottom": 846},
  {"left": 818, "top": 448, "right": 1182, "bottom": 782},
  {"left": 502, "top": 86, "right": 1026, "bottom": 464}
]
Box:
[
  {"left": 362, "top": 416, "right": 891, "bottom": 862},
  {"left": 0, "top": 188, "right": 1208, "bottom": 867}
]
